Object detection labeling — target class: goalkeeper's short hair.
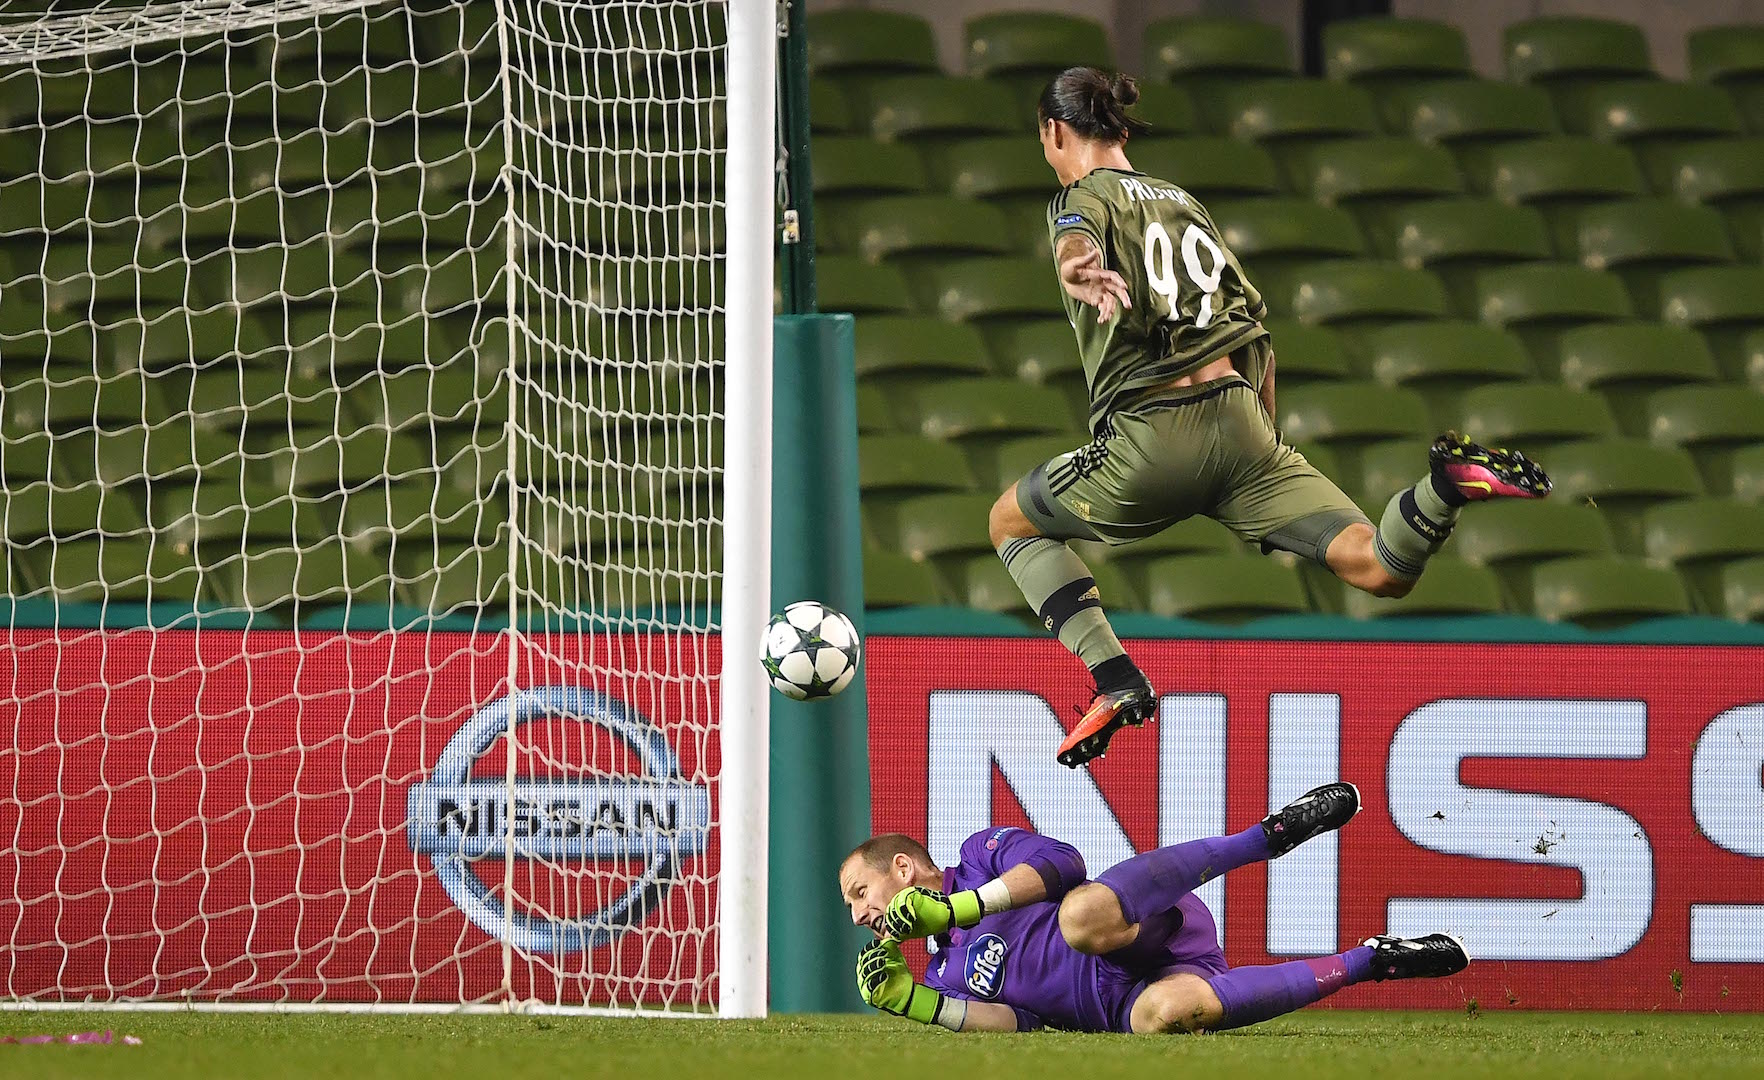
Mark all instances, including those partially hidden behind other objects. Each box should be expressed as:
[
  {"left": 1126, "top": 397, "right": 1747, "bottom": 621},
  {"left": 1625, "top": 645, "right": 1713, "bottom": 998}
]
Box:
[{"left": 847, "top": 833, "right": 935, "bottom": 874}]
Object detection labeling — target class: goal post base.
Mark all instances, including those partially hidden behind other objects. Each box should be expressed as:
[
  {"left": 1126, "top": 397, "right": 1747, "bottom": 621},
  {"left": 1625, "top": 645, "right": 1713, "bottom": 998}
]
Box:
[{"left": 768, "top": 314, "right": 872, "bottom": 1014}]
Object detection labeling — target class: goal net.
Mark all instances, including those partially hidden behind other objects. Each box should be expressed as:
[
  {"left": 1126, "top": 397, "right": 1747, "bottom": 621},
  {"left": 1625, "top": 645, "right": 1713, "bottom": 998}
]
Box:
[{"left": 0, "top": 0, "right": 767, "bottom": 1013}]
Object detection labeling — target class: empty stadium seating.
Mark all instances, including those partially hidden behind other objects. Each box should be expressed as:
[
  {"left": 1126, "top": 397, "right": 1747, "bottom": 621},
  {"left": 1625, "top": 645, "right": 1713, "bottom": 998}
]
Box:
[{"left": 10, "top": 9, "right": 1764, "bottom": 630}]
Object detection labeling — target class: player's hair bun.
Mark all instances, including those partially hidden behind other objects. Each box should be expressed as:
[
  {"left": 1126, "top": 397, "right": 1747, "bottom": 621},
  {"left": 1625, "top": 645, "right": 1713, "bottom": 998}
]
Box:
[{"left": 1037, "top": 66, "right": 1150, "bottom": 144}]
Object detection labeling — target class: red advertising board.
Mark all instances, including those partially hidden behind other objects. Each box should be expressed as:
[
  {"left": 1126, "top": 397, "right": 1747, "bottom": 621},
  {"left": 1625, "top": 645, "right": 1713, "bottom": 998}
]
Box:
[
  {"left": 865, "top": 637, "right": 1764, "bottom": 1011},
  {"left": 0, "top": 629, "right": 720, "bottom": 1006}
]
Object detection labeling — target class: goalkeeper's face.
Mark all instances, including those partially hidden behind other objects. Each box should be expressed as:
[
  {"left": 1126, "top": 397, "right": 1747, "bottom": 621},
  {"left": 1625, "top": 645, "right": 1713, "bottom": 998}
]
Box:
[{"left": 838, "top": 854, "right": 917, "bottom": 938}]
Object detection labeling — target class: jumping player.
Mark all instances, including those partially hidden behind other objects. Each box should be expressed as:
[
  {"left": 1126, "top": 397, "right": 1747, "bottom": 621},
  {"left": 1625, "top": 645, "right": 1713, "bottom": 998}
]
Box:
[
  {"left": 993, "top": 68, "right": 1553, "bottom": 767},
  {"left": 839, "top": 783, "right": 1468, "bottom": 1034}
]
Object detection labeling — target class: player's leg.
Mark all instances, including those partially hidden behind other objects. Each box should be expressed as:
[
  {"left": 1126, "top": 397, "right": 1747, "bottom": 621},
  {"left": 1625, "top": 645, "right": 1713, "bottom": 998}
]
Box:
[
  {"left": 1060, "top": 783, "right": 1361, "bottom": 955},
  {"left": 1329, "top": 432, "right": 1554, "bottom": 597},
  {"left": 993, "top": 415, "right": 1208, "bottom": 768},
  {"left": 1128, "top": 934, "right": 1469, "bottom": 1034},
  {"left": 987, "top": 476, "right": 1144, "bottom": 713}
]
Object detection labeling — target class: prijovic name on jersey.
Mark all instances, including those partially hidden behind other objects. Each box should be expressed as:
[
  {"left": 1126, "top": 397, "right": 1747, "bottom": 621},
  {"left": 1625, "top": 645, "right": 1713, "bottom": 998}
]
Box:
[{"left": 1047, "top": 167, "right": 1268, "bottom": 433}]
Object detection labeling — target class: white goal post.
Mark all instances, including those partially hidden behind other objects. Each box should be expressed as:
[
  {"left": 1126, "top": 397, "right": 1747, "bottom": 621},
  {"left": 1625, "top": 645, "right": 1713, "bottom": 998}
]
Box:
[{"left": 0, "top": 0, "right": 770, "bottom": 1015}]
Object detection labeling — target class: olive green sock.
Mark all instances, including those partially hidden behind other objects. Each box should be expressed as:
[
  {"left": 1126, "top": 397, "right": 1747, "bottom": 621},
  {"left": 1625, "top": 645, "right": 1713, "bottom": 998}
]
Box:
[
  {"left": 996, "top": 536, "right": 1126, "bottom": 667},
  {"left": 1372, "top": 477, "right": 1462, "bottom": 582}
]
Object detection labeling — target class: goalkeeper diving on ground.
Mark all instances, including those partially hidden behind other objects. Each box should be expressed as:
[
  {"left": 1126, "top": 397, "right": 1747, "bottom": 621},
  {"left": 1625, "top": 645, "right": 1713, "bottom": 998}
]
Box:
[
  {"left": 990, "top": 68, "right": 1553, "bottom": 767},
  {"left": 840, "top": 784, "right": 1468, "bottom": 1034}
]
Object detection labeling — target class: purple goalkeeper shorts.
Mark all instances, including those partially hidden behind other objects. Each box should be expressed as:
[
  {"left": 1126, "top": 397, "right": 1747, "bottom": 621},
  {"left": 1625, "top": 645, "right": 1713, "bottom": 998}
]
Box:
[{"left": 1091, "top": 891, "right": 1228, "bottom": 1033}]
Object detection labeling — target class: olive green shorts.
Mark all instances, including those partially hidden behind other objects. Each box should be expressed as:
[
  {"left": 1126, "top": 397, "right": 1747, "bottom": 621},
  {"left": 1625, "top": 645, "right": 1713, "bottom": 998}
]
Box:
[{"left": 1015, "top": 375, "right": 1370, "bottom": 565}]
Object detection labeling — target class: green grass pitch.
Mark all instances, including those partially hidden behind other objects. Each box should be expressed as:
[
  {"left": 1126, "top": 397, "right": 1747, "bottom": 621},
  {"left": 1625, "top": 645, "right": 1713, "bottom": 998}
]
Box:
[{"left": 9, "top": 1011, "right": 1764, "bottom": 1080}]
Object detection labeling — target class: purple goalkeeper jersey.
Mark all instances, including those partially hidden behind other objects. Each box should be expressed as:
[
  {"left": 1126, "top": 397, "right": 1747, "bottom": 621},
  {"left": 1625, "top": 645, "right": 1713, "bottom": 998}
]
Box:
[{"left": 920, "top": 827, "right": 1226, "bottom": 1033}]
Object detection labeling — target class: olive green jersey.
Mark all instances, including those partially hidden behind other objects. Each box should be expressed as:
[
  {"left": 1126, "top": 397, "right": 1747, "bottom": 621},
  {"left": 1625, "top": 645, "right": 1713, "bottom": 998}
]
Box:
[{"left": 1047, "top": 167, "right": 1267, "bottom": 432}]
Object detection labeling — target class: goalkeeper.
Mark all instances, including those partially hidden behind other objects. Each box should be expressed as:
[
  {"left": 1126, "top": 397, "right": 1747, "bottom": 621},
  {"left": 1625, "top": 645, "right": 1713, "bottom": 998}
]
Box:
[{"left": 839, "top": 784, "right": 1468, "bottom": 1034}]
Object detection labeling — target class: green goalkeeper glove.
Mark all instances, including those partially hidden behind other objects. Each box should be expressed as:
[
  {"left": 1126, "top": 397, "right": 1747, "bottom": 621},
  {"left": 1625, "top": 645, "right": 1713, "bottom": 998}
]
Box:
[
  {"left": 880, "top": 885, "right": 983, "bottom": 942},
  {"left": 856, "top": 940, "right": 942, "bottom": 1025}
]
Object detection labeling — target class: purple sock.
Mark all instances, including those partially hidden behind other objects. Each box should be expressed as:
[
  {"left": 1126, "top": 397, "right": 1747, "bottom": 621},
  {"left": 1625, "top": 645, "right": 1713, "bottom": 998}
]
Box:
[
  {"left": 1094, "top": 825, "right": 1270, "bottom": 924},
  {"left": 1204, "top": 946, "right": 1376, "bottom": 1030}
]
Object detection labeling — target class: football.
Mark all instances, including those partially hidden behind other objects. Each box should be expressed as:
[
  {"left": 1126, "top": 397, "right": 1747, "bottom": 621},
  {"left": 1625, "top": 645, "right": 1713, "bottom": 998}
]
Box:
[{"left": 761, "top": 601, "right": 861, "bottom": 700}]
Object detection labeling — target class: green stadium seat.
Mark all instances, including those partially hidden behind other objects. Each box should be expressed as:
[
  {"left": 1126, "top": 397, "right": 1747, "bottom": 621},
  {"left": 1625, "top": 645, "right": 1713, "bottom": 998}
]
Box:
[
  {"left": 16, "top": 537, "right": 187, "bottom": 605},
  {"left": 1129, "top": 137, "right": 1282, "bottom": 200},
  {"left": 854, "top": 317, "right": 993, "bottom": 383},
  {"left": 1556, "top": 79, "right": 1743, "bottom": 147},
  {"left": 817, "top": 256, "right": 915, "bottom": 315},
  {"left": 1641, "top": 138, "right": 1764, "bottom": 261},
  {"left": 1452, "top": 498, "right": 1617, "bottom": 607},
  {"left": 339, "top": 480, "right": 501, "bottom": 552},
  {"left": 1210, "top": 200, "right": 1367, "bottom": 282},
  {"left": 1532, "top": 554, "right": 1691, "bottom": 627},
  {"left": 927, "top": 136, "right": 1047, "bottom": 199},
  {"left": 1504, "top": 17, "right": 1653, "bottom": 85},
  {"left": 857, "top": 383, "right": 897, "bottom": 434},
  {"left": 1733, "top": 445, "right": 1764, "bottom": 504},
  {"left": 1542, "top": 437, "right": 1706, "bottom": 552},
  {"left": 396, "top": 543, "right": 507, "bottom": 614},
  {"left": 1323, "top": 17, "right": 1471, "bottom": 83},
  {"left": 859, "top": 435, "right": 980, "bottom": 500},
  {"left": 182, "top": 368, "right": 345, "bottom": 437},
  {"left": 916, "top": 136, "right": 1059, "bottom": 255},
  {"left": 41, "top": 125, "right": 179, "bottom": 184},
  {"left": 255, "top": 429, "right": 432, "bottom": 493},
  {"left": 1688, "top": 25, "right": 1764, "bottom": 84},
  {"left": 1642, "top": 496, "right": 1764, "bottom": 610},
  {"left": 1128, "top": 84, "right": 1201, "bottom": 137},
  {"left": 1453, "top": 383, "right": 1618, "bottom": 451},
  {"left": 1473, "top": 263, "right": 1634, "bottom": 364},
  {"left": 804, "top": 10, "right": 939, "bottom": 76},
  {"left": 1262, "top": 319, "right": 1352, "bottom": 384},
  {"left": 836, "top": 196, "right": 1013, "bottom": 264},
  {"left": 986, "top": 434, "right": 1083, "bottom": 493},
  {"left": 1384, "top": 79, "right": 1558, "bottom": 154},
  {"left": 888, "top": 492, "right": 997, "bottom": 563},
  {"left": 810, "top": 80, "right": 856, "bottom": 135},
  {"left": 39, "top": 244, "right": 190, "bottom": 314},
  {"left": 1279, "top": 381, "right": 1431, "bottom": 448},
  {"left": 1646, "top": 385, "right": 1764, "bottom": 494},
  {"left": 1572, "top": 198, "right": 1734, "bottom": 311},
  {"left": 57, "top": 426, "right": 233, "bottom": 489},
  {"left": 1720, "top": 557, "right": 1764, "bottom": 622},
  {"left": 900, "top": 377, "right": 1078, "bottom": 446},
  {"left": 1343, "top": 555, "right": 1503, "bottom": 618},
  {"left": 964, "top": 12, "right": 1112, "bottom": 82},
  {"left": 910, "top": 257, "right": 1061, "bottom": 322},
  {"left": 861, "top": 76, "right": 1022, "bottom": 143},
  {"left": 1143, "top": 17, "right": 1293, "bottom": 85},
  {"left": 1367, "top": 198, "right": 1552, "bottom": 310},
  {"left": 1144, "top": 553, "right": 1310, "bottom": 623},
  {"left": 1368, "top": 197, "right": 1550, "bottom": 268},
  {"left": 214, "top": 539, "right": 393, "bottom": 613},
  {"left": 1658, "top": 265, "right": 1764, "bottom": 379},
  {"left": 1212, "top": 79, "right": 1379, "bottom": 147},
  {"left": 195, "top": 246, "right": 375, "bottom": 310},
  {"left": 1554, "top": 322, "right": 1719, "bottom": 430},
  {"left": 864, "top": 545, "right": 952, "bottom": 609},
  {"left": 1476, "top": 136, "right": 1645, "bottom": 251},
  {"left": 106, "top": 311, "right": 282, "bottom": 374},
  {"left": 982, "top": 321, "right": 1086, "bottom": 402},
  {"left": 3, "top": 369, "right": 171, "bottom": 436},
  {"left": 147, "top": 480, "right": 328, "bottom": 557},
  {"left": 1287, "top": 137, "right": 1463, "bottom": 212},
  {"left": 1281, "top": 260, "right": 1449, "bottom": 330},
  {"left": 811, "top": 137, "right": 928, "bottom": 199},
  {"left": 1361, "top": 321, "right": 1534, "bottom": 423},
  {"left": 0, "top": 481, "right": 144, "bottom": 543}
]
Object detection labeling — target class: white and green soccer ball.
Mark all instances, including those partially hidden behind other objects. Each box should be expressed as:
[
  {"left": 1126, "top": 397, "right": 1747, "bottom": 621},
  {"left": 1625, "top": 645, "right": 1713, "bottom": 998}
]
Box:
[{"left": 761, "top": 601, "right": 861, "bottom": 701}]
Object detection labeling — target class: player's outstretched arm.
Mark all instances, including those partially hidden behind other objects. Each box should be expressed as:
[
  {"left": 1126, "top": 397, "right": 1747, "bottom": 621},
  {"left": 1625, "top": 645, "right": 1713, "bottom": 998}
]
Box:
[
  {"left": 855, "top": 941, "right": 1023, "bottom": 1033},
  {"left": 1055, "top": 233, "right": 1131, "bottom": 323}
]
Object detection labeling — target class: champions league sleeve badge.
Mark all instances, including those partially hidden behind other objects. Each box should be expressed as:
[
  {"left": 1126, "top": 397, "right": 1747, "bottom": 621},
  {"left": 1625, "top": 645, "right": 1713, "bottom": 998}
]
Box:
[{"left": 406, "top": 686, "right": 712, "bottom": 953}]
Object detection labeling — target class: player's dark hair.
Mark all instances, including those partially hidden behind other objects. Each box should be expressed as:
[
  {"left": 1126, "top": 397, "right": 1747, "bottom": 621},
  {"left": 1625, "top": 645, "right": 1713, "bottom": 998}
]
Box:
[
  {"left": 1037, "top": 66, "right": 1149, "bottom": 143},
  {"left": 846, "top": 833, "right": 935, "bottom": 874}
]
